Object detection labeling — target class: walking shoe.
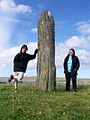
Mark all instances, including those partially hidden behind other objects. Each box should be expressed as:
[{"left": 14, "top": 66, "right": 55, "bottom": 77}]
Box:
[
  {"left": 8, "top": 75, "right": 14, "bottom": 82},
  {"left": 73, "top": 90, "right": 77, "bottom": 93},
  {"left": 15, "top": 89, "right": 18, "bottom": 93}
]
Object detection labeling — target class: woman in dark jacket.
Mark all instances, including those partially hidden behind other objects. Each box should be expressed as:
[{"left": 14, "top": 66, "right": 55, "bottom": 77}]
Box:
[
  {"left": 8, "top": 44, "right": 38, "bottom": 93},
  {"left": 64, "top": 48, "right": 80, "bottom": 92}
]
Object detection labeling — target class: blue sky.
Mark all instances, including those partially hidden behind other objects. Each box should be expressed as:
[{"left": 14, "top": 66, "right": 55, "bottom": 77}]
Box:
[{"left": 0, "top": 0, "right": 90, "bottom": 78}]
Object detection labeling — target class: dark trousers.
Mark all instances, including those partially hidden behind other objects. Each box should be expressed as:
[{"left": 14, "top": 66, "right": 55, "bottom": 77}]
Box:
[{"left": 65, "top": 72, "right": 77, "bottom": 91}]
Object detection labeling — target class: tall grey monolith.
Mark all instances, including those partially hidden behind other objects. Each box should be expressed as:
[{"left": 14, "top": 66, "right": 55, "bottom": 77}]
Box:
[{"left": 37, "top": 10, "right": 56, "bottom": 91}]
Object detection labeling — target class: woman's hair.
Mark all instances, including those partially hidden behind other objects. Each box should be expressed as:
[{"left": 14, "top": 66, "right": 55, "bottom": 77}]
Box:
[{"left": 69, "top": 48, "right": 75, "bottom": 56}]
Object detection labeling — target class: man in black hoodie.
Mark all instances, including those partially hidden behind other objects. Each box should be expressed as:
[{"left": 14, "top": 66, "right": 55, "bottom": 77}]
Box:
[
  {"left": 64, "top": 48, "right": 80, "bottom": 92},
  {"left": 8, "top": 44, "right": 38, "bottom": 93}
]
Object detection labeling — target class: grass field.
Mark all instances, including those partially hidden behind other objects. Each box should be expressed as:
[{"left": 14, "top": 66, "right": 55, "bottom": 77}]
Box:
[{"left": 0, "top": 83, "right": 90, "bottom": 120}]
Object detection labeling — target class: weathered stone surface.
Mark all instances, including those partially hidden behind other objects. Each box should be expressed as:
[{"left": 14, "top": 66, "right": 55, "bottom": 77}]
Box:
[{"left": 37, "top": 10, "right": 56, "bottom": 91}]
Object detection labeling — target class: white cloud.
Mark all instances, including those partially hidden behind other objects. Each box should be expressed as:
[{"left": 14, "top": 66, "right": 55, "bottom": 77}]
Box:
[
  {"left": 0, "top": 19, "right": 14, "bottom": 51},
  {"left": 65, "top": 36, "right": 81, "bottom": 48},
  {"left": 0, "top": 46, "right": 19, "bottom": 71},
  {"left": 76, "top": 21, "right": 90, "bottom": 35},
  {"left": 55, "top": 43, "right": 68, "bottom": 68},
  {"left": 0, "top": 16, "right": 32, "bottom": 24},
  {"left": 76, "top": 49, "right": 90, "bottom": 67},
  {"left": 0, "top": 0, "right": 33, "bottom": 52},
  {"left": 0, "top": 0, "right": 32, "bottom": 14},
  {"left": 15, "top": 4, "right": 32, "bottom": 14},
  {"left": 64, "top": 36, "right": 88, "bottom": 48},
  {"left": 55, "top": 21, "right": 67, "bottom": 28},
  {"left": 76, "top": 21, "right": 90, "bottom": 47},
  {"left": 31, "top": 28, "right": 37, "bottom": 33}
]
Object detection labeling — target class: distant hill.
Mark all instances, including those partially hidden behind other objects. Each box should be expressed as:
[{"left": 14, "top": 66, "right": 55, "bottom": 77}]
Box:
[{"left": 0, "top": 77, "right": 90, "bottom": 85}]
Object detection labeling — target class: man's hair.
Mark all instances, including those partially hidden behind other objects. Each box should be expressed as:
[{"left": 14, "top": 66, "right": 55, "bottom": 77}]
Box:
[{"left": 20, "top": 44, "right": 28, "bottom": 52}]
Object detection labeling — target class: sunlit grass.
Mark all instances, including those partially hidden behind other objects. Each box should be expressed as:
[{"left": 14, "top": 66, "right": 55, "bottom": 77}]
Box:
[{"left": 0, "top": 84, "right": 90, "bottom": 120}]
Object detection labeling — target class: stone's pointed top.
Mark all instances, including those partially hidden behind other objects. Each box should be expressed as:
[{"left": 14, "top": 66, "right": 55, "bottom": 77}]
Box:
[
  {"left": 40, "top": 10, "right": 52, "bottom": 17},
  {"left": 39, "top": 10, "right": 54, "bottom": 24},
  {"left": 48, "top": 11, "right": 51, "bottom": 16}
]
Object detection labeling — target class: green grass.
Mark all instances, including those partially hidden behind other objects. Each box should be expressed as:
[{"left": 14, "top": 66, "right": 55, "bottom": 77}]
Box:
[{"left": 0, "top": 84, "right": 90, "bottom": 120}]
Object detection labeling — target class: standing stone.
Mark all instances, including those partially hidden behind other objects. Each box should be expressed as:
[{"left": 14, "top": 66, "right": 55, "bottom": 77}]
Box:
[{"left": 37, "top": 10, "right": 56, "bottom": 91}]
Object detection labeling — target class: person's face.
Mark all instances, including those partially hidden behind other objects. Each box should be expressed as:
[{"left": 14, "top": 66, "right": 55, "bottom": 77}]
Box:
[
  {"left": 69, "top": 50, "right": 74, "bottom": 56},
  {"left": 21, "top": 48, "right": 27, "bottom": 53}
]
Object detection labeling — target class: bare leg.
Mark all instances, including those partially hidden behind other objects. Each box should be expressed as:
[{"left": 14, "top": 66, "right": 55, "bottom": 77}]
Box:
[
  {"left": 13, "top": 72, "right": 24, "bottom": 93},
  {"left": 14, "top": 79, "right": 18, "bottom": 93}
]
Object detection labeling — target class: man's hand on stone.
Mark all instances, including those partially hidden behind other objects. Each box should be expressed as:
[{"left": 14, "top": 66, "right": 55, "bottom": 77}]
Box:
[{"left": 34, "top": 49, "right": 38, "bottom": 55}]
